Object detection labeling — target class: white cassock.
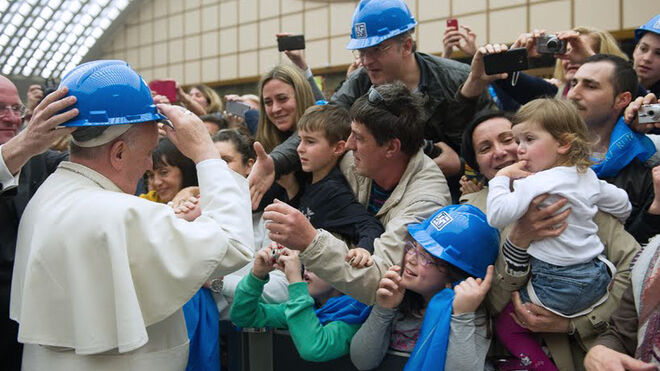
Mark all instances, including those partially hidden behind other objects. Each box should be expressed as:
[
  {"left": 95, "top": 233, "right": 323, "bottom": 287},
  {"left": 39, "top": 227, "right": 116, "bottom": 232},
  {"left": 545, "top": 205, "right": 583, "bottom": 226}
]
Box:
[{"left": 10, "top": 159, "right": 254, "bottom": 370}]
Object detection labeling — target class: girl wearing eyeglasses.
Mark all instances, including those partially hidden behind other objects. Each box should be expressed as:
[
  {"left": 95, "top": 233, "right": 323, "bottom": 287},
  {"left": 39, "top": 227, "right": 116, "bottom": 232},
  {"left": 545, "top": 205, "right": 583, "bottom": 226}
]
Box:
[{"left": 349, "top": 204, "right": 499, "bottom": 371}]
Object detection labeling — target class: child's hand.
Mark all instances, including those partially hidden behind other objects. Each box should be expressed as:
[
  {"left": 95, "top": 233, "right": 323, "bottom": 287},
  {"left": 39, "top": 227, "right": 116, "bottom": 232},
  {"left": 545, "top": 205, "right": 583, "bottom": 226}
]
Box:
[
  {"left": 174, "top": 201, "right": 201, "bottom": 221},
  {"left": 170, "top": 186, "right": 201, "bottom": 221},
  {"left": 346, "top": 248, "right": 374, "bottom": 268},
  {"left": 459, "top": 175, "right": 484, "bottom": 196},
  {"left": 252, "top": 246, "right": 276, "bottom": 280},
  {"left": 376, "top": 266, "right": 405, "bottom": 309},
  {"left": 274, "top": 247, "right": 303, "bottom": 283},
  {"left": 171, "top": 186, "right": 200, "bottom": 207},
  {"left": 495, "top": 161, "right": 532, "bottom": 179},
  {"left": 452, "top": 265, "right": 494, "bottom": 314}
]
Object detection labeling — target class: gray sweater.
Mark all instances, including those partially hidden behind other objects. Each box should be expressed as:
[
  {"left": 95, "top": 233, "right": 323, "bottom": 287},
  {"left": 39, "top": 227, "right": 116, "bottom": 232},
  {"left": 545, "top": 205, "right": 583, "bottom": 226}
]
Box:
[{"left": 350, "top": 304, "right": 490, "bottom": 370}]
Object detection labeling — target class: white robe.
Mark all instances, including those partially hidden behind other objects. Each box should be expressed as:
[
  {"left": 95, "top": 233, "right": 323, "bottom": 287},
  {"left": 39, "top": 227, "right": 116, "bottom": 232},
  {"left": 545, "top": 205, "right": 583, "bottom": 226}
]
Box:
[{"left": 10, "top": 159, "right": 254, "bottom": 370}]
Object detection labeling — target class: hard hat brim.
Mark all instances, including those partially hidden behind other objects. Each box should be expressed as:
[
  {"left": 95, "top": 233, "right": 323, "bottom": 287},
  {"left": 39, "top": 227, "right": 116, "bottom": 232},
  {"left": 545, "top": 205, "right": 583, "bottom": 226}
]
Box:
[{"left": 61, "top": 111, "right": 167, "bottom": 127}]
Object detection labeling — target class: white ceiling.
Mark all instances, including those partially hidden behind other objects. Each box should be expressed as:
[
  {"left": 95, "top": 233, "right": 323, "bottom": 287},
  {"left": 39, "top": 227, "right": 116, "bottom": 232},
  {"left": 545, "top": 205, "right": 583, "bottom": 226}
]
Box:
[{"left": 0, "top": 0, "right": 131, "bottom": 79}]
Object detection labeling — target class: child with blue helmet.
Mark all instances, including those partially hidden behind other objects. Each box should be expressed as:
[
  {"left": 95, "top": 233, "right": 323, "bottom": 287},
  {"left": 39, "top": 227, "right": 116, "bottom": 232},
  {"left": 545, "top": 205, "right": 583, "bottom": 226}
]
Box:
[
  {"left": 350, "top": 204, "right": 499, "bottom": 371},
  {"left": 634, "top": 14, "right": 660, "bottom": 96}
]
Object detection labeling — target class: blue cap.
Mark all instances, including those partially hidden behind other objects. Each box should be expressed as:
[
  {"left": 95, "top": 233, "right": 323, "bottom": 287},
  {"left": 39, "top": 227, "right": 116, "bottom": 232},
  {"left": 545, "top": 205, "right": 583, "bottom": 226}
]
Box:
[
  {"left": 59, "top": 60, "right": 166, "bottom": 127},
  {"left": 635, "top": 14, "right": 660, "bottom": 41},
  {"left": 347, "top": 0, "right": 417, "bottom": 50},
  {"left": 407, "top": 204, "right": 499, "bottom": 279}
]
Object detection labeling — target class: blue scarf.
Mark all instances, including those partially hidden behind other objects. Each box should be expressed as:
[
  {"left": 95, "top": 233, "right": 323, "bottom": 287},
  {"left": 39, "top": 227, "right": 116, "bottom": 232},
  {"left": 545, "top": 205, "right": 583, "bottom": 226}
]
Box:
[
  {"left": 182, "top": 288, "right": 220, "bottom": 371},
  {"left": 591, "top": 117, "right": 656, "bottom": 178},
  {"left": 315, "top": 295, "right": 372, "bottom": 326},
  {"left": 404, "top": 288, "right": 455, "bottom": 371}
]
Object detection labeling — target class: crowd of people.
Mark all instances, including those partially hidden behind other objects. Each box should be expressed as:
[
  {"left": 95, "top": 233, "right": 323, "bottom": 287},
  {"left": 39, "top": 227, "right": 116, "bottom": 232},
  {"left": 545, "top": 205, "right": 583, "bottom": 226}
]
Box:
[{"left": 1, "top": 0, "right": 660, "bottom": 370}]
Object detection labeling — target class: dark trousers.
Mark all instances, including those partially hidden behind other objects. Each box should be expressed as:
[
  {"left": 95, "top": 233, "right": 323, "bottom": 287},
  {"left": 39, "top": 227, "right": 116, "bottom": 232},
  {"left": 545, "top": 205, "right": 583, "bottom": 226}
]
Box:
[{"left": 0, "top": 283, "right": 21, "bottom": 371}]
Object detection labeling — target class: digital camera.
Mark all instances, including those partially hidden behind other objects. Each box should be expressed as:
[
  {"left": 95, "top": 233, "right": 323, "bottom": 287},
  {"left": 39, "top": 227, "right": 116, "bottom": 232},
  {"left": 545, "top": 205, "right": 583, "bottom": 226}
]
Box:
[
  {"left": 537, "top": 35, "right": 567, "bottom": 54},
  {"left": 638, "top": 104, "right": 660, "bottom": 124}
]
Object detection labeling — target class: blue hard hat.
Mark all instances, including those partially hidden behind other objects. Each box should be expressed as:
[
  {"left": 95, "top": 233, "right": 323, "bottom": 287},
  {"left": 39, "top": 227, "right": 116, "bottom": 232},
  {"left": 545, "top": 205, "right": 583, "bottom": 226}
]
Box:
[
  {"left": 58, "top": 60, "right": 166, "bottom": 127},
  {"left": 407, "top": 204, "right": 499, "bottom": 279},
  {"left": 347, "top": 0, "right": 417, "bottom": 50},
  {"left": 635, "top": 14, "right": 660, "bottom": 41}
]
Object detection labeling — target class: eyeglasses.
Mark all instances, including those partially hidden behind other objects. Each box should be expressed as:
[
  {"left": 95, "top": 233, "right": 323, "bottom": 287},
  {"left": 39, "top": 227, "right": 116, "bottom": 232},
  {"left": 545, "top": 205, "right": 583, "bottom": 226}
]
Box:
[
  {"left": 352, "top": 42, "right": 394, "bottom": 60},
  {"left": 0, "top": 103, "right": 26, "bottom": 118},
  {"left": 404, "top": 241, "right": 439, "bottom": 267}
]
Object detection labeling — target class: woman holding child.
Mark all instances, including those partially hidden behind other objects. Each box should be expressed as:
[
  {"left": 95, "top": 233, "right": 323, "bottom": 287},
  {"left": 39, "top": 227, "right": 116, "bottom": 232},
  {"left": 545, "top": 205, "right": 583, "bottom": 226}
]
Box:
[{"left": 460, "top": 105, "right": 639, "bottom": 370}]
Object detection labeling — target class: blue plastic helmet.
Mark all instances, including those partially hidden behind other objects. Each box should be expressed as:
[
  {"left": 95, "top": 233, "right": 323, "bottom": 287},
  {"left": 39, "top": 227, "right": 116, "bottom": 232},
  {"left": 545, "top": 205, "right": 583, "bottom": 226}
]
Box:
[
  {"left": 58, "top": 60, "right": 166, "bottom": 127},
  {"left": 635, "top": 14, "right": 660, "bottom": 41},
  {"left": 407, "top": 204, "right": 499, "bottom": 279},
  {"left": 346, "top": 0, "right": 417, "bottom": 50}
]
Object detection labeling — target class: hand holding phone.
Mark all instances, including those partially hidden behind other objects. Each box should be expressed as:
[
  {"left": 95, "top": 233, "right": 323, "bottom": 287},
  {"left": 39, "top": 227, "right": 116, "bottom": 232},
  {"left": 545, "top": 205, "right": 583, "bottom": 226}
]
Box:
[
  {"left": 149, "top": 80, "right": 177, "bottom": 104},
  {"left": 483, "top": 48, "right": 528, "bottom": 75},
  {"left": 226, "top": 100, "right": 251, "bottom": 118}
]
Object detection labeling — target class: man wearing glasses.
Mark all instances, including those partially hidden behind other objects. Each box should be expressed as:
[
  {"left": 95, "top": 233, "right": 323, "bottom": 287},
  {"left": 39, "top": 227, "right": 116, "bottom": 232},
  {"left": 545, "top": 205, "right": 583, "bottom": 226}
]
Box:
[
  {"left": 0, "top": 76, "right": 70, "bottom": 371},
  {"left": 251, "top": 0, "right": 493, "bottom": 206}
]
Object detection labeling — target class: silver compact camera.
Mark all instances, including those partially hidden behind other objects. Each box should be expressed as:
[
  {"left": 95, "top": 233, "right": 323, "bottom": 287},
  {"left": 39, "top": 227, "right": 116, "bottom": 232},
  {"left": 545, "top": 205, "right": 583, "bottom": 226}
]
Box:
[
  {"left": 639, "top": 104, "right": 660, "bottom": 124},
  {"left": 537, "top": 35, "right": 567, "bottom": 54}
]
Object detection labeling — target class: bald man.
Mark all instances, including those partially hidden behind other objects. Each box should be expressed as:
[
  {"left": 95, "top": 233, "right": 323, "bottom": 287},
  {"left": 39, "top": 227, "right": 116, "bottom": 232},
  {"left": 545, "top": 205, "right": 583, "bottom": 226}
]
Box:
[{"left": 0, "top": 76, "right": 72, "bottom": 370}]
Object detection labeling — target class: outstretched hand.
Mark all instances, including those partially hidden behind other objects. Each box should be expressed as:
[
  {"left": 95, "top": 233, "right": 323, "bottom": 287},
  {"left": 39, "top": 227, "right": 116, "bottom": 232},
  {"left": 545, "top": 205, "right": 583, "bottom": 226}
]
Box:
[
  {"left": 263, "top": 199, "right": 317, "bottom": 251},
  {"left": 248, "top": 141, "right": 276, "bottom": 209}
]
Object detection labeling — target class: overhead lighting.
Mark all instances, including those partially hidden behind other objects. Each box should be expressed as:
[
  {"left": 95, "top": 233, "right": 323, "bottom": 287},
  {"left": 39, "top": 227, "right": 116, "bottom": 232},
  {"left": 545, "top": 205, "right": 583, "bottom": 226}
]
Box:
[
  {"left": 10, "top": 13, "right": 24, "bottom": 27},
  {"left": 26, "top": 27, "right": 37, "bottom": 39},
  {"left": 40, "top": 6, "right": 52, "bottom": 19},
  {"left": 18, "top": 2, "right": 31, "bottom": 16},
  {"left": 2, "top": 0, "right": 134, "bottom": 78}
]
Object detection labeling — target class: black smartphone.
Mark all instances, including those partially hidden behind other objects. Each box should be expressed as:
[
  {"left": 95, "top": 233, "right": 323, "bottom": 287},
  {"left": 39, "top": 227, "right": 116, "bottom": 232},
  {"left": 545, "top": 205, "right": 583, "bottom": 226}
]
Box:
[
  {"left": 483, "top": 48, "right": 528, "bottom": 75},
  {"left": 226, "top": 100, "right": 251, "bottom": 118},
  {"left": 277, "top": 34, "right": 305, "bottom": 52}
]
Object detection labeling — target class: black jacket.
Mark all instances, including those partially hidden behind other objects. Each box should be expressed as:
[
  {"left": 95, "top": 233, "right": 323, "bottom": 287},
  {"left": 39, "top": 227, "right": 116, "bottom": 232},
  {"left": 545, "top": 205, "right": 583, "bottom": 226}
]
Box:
[
  {"left": 602, "top": 158, "right": 660, "bottom": 244},
  {"left": 0, "top": 150, "right": 66, "bottom": 370},
  {"left": 296, "top": 167, "right": 384, "bottom": 253}
]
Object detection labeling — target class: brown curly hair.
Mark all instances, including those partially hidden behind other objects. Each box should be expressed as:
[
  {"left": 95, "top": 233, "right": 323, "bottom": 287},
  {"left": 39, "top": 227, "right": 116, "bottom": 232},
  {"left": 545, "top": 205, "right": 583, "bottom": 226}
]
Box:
[{"left": 513, "top": 98, "right": 593, "bottom": 172}]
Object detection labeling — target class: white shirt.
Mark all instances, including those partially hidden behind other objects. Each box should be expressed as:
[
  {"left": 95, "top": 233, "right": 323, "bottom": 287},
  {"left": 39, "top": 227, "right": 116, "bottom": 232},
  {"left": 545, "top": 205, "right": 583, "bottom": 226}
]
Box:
[
  {"left": 0, "top": 144, "right": 19, "bottom": 191},
  {"left": 10, "top": 159, "right": 253, "bottom": 369},
  {"left": 487, "top": 166, "right": 631, "bottom": 266}
]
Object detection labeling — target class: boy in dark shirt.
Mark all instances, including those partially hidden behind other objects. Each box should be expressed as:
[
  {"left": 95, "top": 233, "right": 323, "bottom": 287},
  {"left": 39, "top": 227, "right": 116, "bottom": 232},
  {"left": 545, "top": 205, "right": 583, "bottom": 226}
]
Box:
[{"left": 290, "top": 104, "right": 384, "bottom": 268}]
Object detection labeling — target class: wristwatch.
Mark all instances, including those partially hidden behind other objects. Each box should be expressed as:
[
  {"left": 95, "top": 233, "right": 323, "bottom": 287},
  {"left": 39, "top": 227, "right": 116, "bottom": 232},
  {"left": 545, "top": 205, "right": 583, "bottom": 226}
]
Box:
[{"left": 209, "top": 278, "right": 224, "bottom": 293}]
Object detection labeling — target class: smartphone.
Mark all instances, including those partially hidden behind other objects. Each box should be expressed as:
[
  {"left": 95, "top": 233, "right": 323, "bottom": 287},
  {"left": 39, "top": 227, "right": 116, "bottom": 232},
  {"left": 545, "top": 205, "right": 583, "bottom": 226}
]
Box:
[
  {"left": 277, "top": 34, "right": 305, "bottom": 52},
  {"left": 226, "top": 100, "right": 251, "bottom": 118},
  {"left": 446, "top": 18, "right": 458, "bottom": 29},
  {"left": 148, "top": 80, "right": 177, "bottom": 104},
  {"left": 483, "top": 48, "right": 528, "bottom": 75}
]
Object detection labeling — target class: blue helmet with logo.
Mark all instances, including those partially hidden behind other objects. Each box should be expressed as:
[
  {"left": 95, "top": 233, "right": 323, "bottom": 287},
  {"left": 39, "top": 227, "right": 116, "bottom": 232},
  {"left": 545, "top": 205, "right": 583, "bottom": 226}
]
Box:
[
  {"left": 407, "top": 204, "right": 499, "bottom": 279},
  {"left": 347, "top": 0, "right": 417, "bottom": 50},
  {"left": 58, "top": 60, "right": 165, "bottom": 127},
  {"left": 635, "top": 14, "right": 660, "bottom": 41}
]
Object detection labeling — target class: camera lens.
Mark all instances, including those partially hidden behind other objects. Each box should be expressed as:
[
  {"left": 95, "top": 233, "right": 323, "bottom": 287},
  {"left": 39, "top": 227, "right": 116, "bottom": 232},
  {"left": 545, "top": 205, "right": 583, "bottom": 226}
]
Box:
[{"left": 547, "top": 37, "right": 559, "bottom": 49}]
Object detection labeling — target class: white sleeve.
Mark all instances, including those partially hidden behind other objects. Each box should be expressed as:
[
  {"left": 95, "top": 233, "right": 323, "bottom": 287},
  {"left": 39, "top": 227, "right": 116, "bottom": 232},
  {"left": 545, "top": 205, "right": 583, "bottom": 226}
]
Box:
[
  {"left": 486, "top": 175, "right": 542, "bottom": 229},
  {"left": 0, "top": 144, "right": 19, "bottom": 191},
  {"left": 596, "top": 180, "right": 632, "bottom": 223}
]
